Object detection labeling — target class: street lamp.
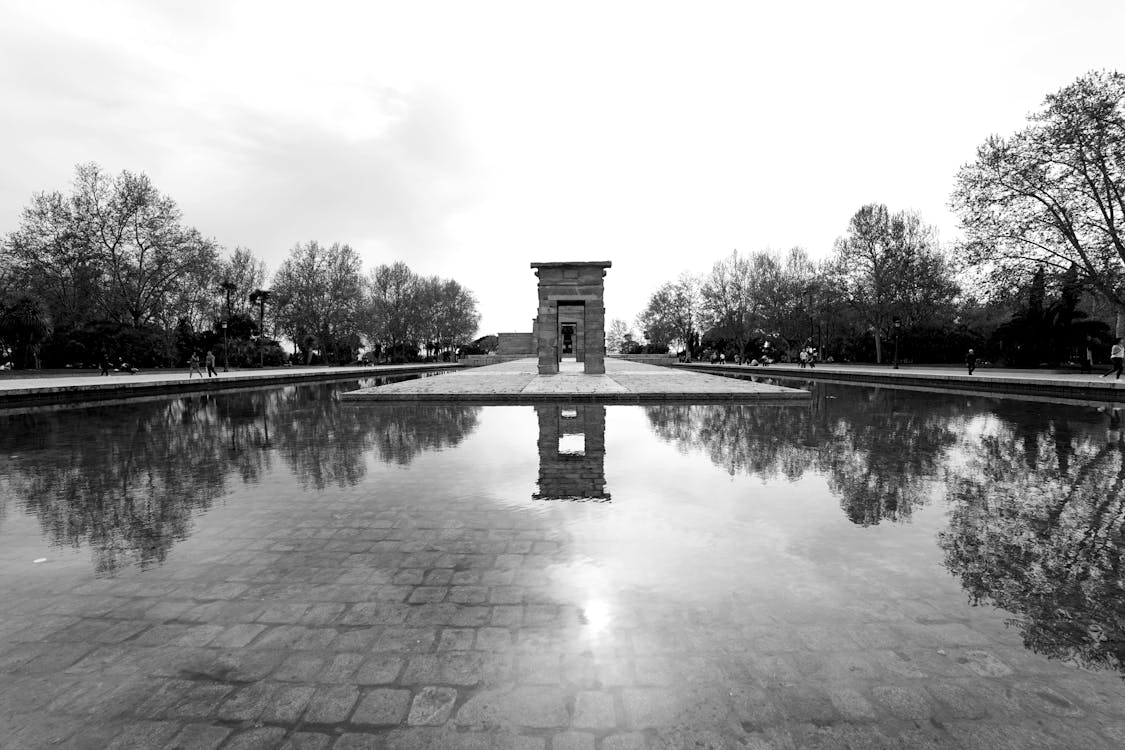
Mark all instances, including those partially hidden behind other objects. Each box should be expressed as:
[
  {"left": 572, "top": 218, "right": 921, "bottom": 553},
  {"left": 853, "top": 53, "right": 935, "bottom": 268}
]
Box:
[
  {"left": 222, "top": 320, "right": 229, "bottom": 372},
  {"left": 893, "top": 316, "right": 902, "bottom": 370}
]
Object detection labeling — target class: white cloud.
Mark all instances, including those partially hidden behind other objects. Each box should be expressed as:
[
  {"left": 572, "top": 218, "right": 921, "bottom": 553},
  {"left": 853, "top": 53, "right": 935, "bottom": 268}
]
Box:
[{"left": 2, "top": 0, "right": 1123, "bottom": 334}]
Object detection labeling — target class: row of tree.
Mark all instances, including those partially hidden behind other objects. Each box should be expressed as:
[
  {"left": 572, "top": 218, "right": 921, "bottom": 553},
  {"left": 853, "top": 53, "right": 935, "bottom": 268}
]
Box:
[
  {"left": 632, "top": 207, "right": 967, "bottom": 364},
  {"left": 0, "top": 164, "right": 481, "bottom": 368},
  {"left": 273, "top": 246, "right": 480, "bottom": 364},
  {"left": 631, "top": 70, "right": 1125, "bottom": 366}
]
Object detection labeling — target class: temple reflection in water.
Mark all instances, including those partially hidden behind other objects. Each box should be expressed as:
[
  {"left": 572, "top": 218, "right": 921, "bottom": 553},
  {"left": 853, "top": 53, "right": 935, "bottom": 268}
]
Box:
[{"left": 534, "top": 404, "right": 610, "bottom": 502}]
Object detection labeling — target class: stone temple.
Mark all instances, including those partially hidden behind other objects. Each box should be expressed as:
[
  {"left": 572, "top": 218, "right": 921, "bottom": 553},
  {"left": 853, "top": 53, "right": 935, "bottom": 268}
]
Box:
[{"left": 496, "top": 261, "right": 612, "bottom": 375}]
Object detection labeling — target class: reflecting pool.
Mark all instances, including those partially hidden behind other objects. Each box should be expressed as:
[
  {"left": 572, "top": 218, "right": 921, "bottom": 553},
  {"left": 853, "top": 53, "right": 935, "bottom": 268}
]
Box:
[{"left": 1, "top": 379, "right": 1124, "bottom": 749}]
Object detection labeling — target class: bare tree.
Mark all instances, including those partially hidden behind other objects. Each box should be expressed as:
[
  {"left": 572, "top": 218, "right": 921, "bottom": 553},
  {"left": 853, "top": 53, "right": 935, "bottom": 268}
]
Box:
[
  {"left": 73, "top": 164, "right": 220, "bottom": 327},
  {"left": 637, "top": 272, "right": 702, "bottom": 359},
  {"left": 364, "top": 261, "right": 420, "bottom": 360},
  {"left": 606, "top": 318, "right": 633, "bottom": 354},
  {"left": 952, "top": 70, "right": 1125, "bottom": 331},
  {"left": 271, "top": 241, "right": 363, "bottom": 364},
  {"left": 218, "top": 247, "right": 268, "bottom": 318},
  {"left": 755, "top": 248, "right": 819, "bottom": 359},
  {"left": 833, "top": 205, "right": 954, "bottom": 363},
  {"left": 5, "top": 163, "right": 219, "bottom": 329},
  {"left": 433, "top": 279, "right": 480, "bottom": 356}
]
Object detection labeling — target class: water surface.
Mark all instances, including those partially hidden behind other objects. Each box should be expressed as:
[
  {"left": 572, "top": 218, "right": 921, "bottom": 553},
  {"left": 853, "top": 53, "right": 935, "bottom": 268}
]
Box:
[{"left": 1, "top": 378, "right": 1123, "bottom": 747}]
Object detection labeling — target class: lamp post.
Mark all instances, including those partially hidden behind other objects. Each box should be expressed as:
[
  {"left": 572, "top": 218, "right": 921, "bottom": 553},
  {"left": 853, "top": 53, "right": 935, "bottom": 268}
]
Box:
[
  {"left": 893, "top": 316, "right": 901, "bottom": 370},
  {"left": 222, "top": 321, "right": 229, "bottom": 372}
]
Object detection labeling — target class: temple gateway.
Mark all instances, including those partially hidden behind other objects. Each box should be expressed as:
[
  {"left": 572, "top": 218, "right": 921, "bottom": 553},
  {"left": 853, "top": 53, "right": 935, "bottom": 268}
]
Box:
[
  {"left": 530, "top": 261, "right": 611, "bottom": 375},
  {"left": 495, "top": 261, "right": 612, "bottom": 375}
]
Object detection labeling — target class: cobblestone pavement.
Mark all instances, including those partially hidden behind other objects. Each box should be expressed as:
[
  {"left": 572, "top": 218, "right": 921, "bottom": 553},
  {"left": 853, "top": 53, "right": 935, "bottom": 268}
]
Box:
[
  {"left": 344, "top": 359, "right": 809, "bottom": 402},
  {"left": 4, "top": 468, "right": 1125, "bottom": 750},
  {"left": 0, "top": 365, "right": 439, "bottom": 394}
]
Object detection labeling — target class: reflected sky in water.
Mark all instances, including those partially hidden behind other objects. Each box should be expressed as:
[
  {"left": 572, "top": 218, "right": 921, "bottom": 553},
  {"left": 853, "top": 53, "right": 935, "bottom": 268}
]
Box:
[{"left": 0, "top": 377, "right": 1121, "bottom": 676}]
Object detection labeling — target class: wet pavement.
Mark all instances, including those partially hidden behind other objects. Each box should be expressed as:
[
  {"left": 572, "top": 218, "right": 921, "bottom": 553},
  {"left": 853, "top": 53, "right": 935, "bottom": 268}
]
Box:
[
  {"left": 0, "top": 365, "right": 454, "bottom": 409},
  {"left": 0, "top": 365, "right": 379, "bottom": 391},
  {"left": 344, "top": 359, "right": 809, "bottom": 403},
  {"left": 682, "top": 362, "right": 1125, "bottom": 403},
  {"left": 2, "top": 381, "right": 1125, "bottom": 749}
]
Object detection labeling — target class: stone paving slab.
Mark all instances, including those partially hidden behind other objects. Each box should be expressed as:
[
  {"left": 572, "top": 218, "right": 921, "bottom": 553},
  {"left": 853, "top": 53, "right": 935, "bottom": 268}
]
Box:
[
  {"left": 342, "top": 358, "right": 809, "bottom": 403},
  {"left": 6, "top": 470, "right": 1125, "bottom": 749}
]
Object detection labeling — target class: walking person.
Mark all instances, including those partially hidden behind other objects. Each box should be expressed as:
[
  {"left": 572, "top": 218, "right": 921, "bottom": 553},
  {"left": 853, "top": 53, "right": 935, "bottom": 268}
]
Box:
[
  {"left": 966, "top": 348, "right": 977, "bottom": 375},
  {"left": 1102, "top": 338, "right": 1125, "bottom": 380},
  {"left": 188, "top": 351, "right": 203, "bottom": 378},
  {"left": 205, "top": 349, "right": 218, "bottom": 377},
  {"left": 99, "top": 348, "right": 110, "bottom": 376},
  {"left": 799, "top": 349, "right": 808, "bottom": 368}
]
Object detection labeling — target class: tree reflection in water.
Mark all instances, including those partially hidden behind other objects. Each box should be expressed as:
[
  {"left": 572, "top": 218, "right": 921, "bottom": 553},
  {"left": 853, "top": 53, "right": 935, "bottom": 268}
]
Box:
[
  {"left": 645, "top": 384, "right": 960, "bottom": 526},
  {"left": 0, "top": 382, "right": 479, "bottom": 574},
  {"left": 939, "top": 405, "right": 1125, "bottom": 675},
  {"left": 647, "top": 383, "right": 1125, "bottom": 676}
]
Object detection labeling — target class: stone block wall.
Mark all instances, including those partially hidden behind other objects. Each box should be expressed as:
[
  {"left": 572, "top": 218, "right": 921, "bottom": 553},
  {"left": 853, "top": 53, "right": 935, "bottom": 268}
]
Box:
[
  {"left": 609, "top": 353, "right": 677, "bottom": 363},
  {"left": 460, "top": 354, "right": 531, "bottom": 366},
  {"left": 496, "top": 332, "right": 535, "bottom": 355}
]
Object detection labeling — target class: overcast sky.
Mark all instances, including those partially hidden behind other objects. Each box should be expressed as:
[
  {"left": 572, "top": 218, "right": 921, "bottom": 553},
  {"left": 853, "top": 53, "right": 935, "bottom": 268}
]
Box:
[{"left": 2, "top": 1, "right": 1123, "bottom": 336}]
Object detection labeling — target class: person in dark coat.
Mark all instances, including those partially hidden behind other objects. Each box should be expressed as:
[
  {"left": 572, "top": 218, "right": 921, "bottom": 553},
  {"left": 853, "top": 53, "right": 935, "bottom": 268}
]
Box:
[
  {"left": 966, "top": 348, "right": 977, "bottom": 375},
  {"left": 1081, "top": 338, "right": 1093, "bottom": 373},
  {"left": 189, "top": 351, "right": 203, "bottom": 378}
]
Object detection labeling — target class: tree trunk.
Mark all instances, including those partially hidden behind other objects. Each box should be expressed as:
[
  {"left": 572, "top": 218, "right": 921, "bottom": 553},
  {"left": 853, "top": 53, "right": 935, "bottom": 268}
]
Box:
[{"left": 874, "top": 332, "right": 883, "bottom": 364}]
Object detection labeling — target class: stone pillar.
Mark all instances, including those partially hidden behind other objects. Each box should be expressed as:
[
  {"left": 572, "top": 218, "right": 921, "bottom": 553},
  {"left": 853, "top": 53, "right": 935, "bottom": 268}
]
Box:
[
  {"left": 536, "top": 299, "right": 558, "bottom": 374},
  {"left": 584, "top": 304, "right": 605, "bottom": 374}
]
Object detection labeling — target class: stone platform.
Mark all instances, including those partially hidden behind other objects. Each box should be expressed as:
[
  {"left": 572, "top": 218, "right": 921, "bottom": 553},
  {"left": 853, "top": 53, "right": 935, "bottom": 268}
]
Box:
[{"left": 342, "top": 358, "right": 809, "bottom": 403}]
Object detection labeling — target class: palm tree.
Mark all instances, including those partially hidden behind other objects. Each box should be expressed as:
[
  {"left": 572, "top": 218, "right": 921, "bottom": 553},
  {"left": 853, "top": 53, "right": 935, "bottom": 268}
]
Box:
[{"left": 0, "top": 295, "right": 53, "bottom": 369}]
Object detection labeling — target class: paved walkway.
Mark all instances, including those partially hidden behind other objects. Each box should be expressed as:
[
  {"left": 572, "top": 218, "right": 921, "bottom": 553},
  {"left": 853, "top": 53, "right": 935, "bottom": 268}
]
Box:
[
  {"left": 679, "top": 361, "right": 1125, "bottom": 402},
  {"left": 685, "top": 360, "right": 1118, "bottom": 382},
  {"left": 342, "top": 358, "right": 810, "bottom": 403},
  {"left": 5, "top": 359, "right": 1124, "bottom": 406},
  {"left": 0, "top": 364, "right": 455, "bottom": 407}
]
